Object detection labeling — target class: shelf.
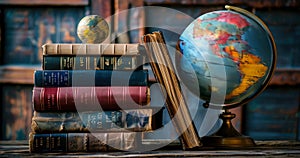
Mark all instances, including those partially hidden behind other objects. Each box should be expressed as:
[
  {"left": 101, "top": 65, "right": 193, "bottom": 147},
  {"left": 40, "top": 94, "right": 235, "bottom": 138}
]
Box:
[
  {"left": 0, "top": 140, "right": 300, "bottom": 157},
  {"left": 0, "top": 65, "right": 41, "bottom": 85},
  {"left": 0, "top": 0, "right": 89, "bottom": 6},
  {"left": 269, "top": 68, "right": 300, "bottom": 86}
]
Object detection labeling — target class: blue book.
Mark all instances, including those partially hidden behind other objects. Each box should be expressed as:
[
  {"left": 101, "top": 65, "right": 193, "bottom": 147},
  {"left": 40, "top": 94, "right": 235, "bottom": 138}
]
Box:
[{"left": 34, "top": 70, "right": 148, "bottom": 87}]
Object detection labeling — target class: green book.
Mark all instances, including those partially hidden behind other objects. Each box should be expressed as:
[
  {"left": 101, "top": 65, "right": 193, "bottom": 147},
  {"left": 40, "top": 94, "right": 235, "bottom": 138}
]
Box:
[{"left": 43, "top": 55, "right": 143, "bottom": 70}]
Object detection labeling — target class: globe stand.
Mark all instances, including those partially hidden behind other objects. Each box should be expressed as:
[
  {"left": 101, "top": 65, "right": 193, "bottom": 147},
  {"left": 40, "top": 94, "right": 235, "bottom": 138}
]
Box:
[
  {"left": 201, "top": 108, "right": 256, "bottom": 148},
  {"left": 174, "top": 4, "right": 276, "bottom": 149}
]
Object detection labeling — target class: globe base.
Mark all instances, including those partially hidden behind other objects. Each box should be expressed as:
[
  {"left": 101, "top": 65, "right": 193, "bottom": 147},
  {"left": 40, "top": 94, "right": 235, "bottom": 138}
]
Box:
[{"left": 201, "top": 109, "right": 256, "bottom": 148}]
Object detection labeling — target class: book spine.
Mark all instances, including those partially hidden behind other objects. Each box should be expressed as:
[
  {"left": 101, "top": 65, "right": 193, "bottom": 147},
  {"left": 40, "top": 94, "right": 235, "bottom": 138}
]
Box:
[
  {"left": 34, "top": 70, "right": 148, "bottom": 87},
  {"left": 43, "top": 55, "right": 143, "bottom": 70},
  {"left": 31, "top": 108, "right": 160, "bottom": 133},
  {"left": 42, "top": 43, "right": 140, "bottom": 55},
  {"left": 29, "top": 132, "right": 139, "bottom": 152},
  {"left": 32, "top": 86, "right": 150, "bottom": 112}
]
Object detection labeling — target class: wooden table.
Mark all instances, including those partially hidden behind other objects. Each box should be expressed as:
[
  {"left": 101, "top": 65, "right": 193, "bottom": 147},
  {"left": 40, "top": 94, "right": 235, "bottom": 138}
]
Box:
[{"left": 1, "top": 140, "right": 300, "bottom": 157}]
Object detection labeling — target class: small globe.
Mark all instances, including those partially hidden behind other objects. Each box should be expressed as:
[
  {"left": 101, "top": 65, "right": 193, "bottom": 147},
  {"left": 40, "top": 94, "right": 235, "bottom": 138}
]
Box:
[
  {"left": 77, "top": 15, "right": 109, "bottom": 43},
  {"left": 176, "top": 7, "right": 276, "bottom": 108}
]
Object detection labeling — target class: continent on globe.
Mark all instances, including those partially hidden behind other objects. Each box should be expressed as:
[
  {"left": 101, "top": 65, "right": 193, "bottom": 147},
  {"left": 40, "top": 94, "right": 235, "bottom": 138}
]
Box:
[
  {"left": 77, "top": 15, "right": 109, "bottom": 43},
  {"left": 225, "top": 52, "right": 268, "bottom": 99},
  {"left": 192, "top": 12, "right": 251, "bottom": 58}
]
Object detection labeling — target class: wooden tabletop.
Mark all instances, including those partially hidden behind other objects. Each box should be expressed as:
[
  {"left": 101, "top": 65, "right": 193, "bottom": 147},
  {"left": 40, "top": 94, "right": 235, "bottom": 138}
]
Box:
[{"left": 1, "top": 140, "right": 300, "bottom": 157}]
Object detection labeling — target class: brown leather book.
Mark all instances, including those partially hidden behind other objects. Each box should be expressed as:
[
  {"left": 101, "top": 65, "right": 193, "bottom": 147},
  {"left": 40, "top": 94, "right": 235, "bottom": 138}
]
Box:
[
  {"left": 142, "top": 31, "right": 202, "bottom": 150},
  {"left": 42, "top": 43, "right": 140, "bottom": 55}
]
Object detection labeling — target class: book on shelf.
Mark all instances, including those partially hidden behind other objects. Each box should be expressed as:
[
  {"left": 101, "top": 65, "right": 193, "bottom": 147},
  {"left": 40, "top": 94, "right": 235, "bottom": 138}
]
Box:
[
  {"left": 42, "top": 43, "right": 141, "bottom": 55},
  {"left": 142, "top": 31, "right": 202, "bottom": 150},
  {"left": 32, "top": 86, "right": 150, "bottom": 112},
  {"left": 43, "top": 55, "right": 143, "bottom": 70},
  {"left": 34, "top": 70, "right": 148, "bottom": 87},
  {"left": 42, "top": 43, "right": 145, "bottom": 70},
  {"left": 29, "top": 132, "right": 140, "bottom": 152},
  {"left": 31, "top": 108, "right": 163, "bottom": 133}
]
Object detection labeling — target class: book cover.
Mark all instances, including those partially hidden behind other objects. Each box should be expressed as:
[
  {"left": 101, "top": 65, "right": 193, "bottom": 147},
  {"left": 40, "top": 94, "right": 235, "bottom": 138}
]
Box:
[
  {"left": 34, "top": 70, "right": 148, "bottom": 87},
  {"left": 31, "top": 108, "right": 163, "bottom": 133},
  {"left": 42, "top": 43, "right": 140, "bottom": 55},
  {"left": 32, "top": 86, "right": 150, "bottom": 112},
  {"left": 29, "top": 132, "right": 140, "bottom": 152}
]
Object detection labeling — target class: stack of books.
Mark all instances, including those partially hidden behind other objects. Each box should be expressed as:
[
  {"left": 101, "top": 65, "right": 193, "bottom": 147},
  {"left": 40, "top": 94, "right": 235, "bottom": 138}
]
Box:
[{"left": 29, "top": 43, "right": 163, "bottom": 152}]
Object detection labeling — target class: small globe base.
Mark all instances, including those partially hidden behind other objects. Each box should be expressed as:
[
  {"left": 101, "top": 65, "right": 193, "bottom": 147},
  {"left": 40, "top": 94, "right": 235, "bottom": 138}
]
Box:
[
  {"left": 202, "top": 135, "right": 255, "bottom": 148},
  {"left": 201, "top": 109, "right": 256, "bottom": 148}
]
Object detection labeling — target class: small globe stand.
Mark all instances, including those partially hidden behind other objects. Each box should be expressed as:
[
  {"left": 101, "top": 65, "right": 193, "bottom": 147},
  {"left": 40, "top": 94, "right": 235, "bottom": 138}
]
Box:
[{"left": 201, "top": 103, "right": 255, "bottom": 147}]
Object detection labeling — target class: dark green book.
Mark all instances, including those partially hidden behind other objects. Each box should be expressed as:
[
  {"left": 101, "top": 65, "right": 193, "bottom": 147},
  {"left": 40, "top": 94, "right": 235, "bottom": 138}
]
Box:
[
  {"left": 34, "top": 70, "right": 148, "bottom": 87},
  {"left": 43, "top": 55, "right": 144, "bottom": 70}
]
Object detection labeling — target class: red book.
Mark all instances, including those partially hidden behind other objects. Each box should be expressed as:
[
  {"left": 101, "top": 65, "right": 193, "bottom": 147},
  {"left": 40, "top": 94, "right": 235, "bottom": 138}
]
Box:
[{"left": 33, "top": 87, "right": 150, "bottom": 112}]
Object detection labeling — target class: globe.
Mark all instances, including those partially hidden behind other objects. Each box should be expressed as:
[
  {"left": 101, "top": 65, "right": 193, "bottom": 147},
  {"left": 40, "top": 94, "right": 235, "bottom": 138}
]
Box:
[
  {"left": 77, "top": 15, "right": 109, "bottom": 43},
  {"left": 176, "top": 6, "right": 276, "bottom": 108}
]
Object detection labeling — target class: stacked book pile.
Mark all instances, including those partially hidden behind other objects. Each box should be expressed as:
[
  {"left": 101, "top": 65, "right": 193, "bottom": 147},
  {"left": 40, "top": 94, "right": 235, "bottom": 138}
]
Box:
[{"left": 29, "top": 43, "right": 163, "bottom": 152}]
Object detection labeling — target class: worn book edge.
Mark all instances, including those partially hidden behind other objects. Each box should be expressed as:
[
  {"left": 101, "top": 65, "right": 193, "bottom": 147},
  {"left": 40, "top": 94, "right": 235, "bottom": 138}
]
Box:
[
  {"left": 142, "top": 31, "right": 202, "bottom": 150},
  {"left": 42, "top": 43, "right": 141, "bottom": 55}
]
